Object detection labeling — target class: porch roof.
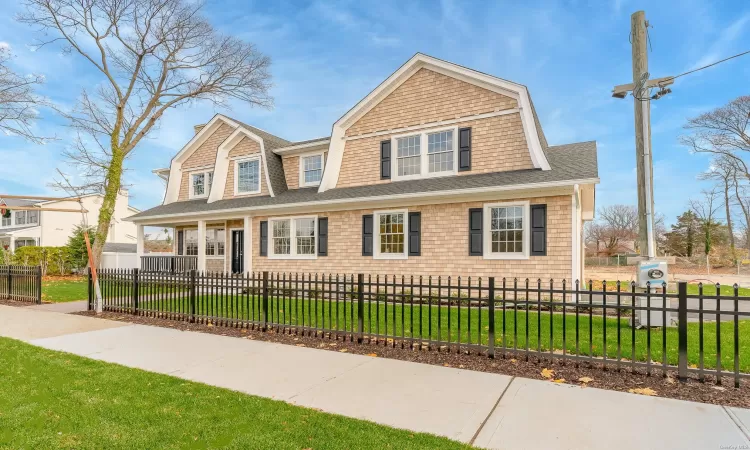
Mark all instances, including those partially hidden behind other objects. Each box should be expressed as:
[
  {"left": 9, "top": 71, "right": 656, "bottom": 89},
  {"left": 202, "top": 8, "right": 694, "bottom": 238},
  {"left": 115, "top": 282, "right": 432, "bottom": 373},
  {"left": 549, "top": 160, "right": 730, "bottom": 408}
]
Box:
[
  {"left": 0, "top": 225, "right": 40, "bottom": 236},
  {"left": 130, "top": 140, "right": 598, "bottom": 221}
]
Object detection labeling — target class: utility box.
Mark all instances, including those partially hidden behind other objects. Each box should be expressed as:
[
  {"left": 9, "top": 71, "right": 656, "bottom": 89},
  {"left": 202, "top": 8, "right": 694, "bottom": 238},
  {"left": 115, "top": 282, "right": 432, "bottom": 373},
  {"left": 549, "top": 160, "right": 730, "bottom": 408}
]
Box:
[{"left": 634, "top": 259, "right": 671, "bottom": 327}]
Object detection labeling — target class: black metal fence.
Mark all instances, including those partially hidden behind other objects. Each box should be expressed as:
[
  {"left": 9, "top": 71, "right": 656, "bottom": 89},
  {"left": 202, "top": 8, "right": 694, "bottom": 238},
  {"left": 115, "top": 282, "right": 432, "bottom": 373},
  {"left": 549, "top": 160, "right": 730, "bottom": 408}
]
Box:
[
  {"left": 0, "top": 265, "right": 42, "bottom": 304},
  {"left": 89, "top": 269, "right": 750, "bottom": 387}
]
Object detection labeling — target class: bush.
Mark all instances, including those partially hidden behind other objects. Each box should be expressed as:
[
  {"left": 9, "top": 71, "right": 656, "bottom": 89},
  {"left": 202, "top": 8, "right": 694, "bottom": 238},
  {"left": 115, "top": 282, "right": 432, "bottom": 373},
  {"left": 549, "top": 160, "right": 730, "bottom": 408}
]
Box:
[
  {"left": 66, "top": 225, "right": 96, "bottom": 270},
  {"left": 11, "top": 246, "right": 72, "bottom": 276}
]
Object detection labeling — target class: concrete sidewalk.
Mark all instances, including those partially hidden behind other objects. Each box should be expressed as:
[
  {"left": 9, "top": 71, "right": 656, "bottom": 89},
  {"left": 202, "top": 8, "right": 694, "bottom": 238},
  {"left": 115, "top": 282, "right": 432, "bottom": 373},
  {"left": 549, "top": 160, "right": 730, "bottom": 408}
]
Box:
[{"left": 3, "top": 305, "right": 750, "bottom": 449}]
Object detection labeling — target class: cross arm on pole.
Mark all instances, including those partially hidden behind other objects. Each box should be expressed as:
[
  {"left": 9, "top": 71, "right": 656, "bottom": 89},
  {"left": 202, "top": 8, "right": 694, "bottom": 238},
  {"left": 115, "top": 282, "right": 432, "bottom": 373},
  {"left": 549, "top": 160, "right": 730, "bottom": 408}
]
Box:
[{"left": 612, "top": 76, "right": 674, "bottom": 98}]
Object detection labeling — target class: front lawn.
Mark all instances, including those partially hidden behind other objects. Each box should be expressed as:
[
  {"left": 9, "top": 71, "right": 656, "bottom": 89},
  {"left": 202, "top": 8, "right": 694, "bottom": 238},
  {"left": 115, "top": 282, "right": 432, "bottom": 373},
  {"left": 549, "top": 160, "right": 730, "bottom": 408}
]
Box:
[
  {"left": 0, "top": 337, "right": 463, "bottom": 449},
  {"left": 42, "top": 277, "right": 87, "bottom": 303},
  {"left": 136, "top": 295, "right": 750, "bottom": 372}
]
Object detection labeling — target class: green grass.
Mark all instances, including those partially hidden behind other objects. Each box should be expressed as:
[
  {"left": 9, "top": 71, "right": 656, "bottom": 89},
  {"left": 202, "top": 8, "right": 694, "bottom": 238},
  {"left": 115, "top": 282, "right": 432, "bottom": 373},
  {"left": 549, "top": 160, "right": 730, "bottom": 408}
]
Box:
[
  {"left": 42, "top": 278, "right": 88, "bottom": 302},
  {"left": 136, "top": 295, "right": 750, "bottom": 372},
  {"left": 0, "top": 337, "right": 464, "bottom": 449},
  {"left": 684, "top": 283, "right": 750, "bottom": 296}
]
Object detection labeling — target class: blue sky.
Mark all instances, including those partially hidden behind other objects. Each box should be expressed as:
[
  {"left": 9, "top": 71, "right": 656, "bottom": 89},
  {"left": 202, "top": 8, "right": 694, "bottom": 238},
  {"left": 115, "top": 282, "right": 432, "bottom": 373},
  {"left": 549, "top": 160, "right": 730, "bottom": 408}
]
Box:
[{"left": 0, "top": 0, "right": 748, "bottom": 225}]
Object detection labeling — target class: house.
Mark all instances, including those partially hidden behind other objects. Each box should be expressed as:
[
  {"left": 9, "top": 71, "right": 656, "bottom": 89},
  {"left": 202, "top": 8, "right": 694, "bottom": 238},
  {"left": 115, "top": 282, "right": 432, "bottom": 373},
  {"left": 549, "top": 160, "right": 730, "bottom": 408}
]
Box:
[
  {"left": 128, "top": 54, "right": 599, "bottom": 281},
  {"left": 0, "top": 191, "right": 139, "bottom": 252}
]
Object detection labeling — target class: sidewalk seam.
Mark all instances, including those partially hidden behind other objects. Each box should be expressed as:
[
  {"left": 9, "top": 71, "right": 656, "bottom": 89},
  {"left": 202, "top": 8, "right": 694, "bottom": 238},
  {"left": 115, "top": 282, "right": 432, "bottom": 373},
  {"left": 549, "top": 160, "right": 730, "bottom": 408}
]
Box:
[
  {"left": 468, "top": 376, "right": 515, "bottom": 446},
  {"left": 287, "top": 358, "right": 376, "bottom": 401},
  {"left": 723, "top": 406, "right": 750, "bottom": 444}
]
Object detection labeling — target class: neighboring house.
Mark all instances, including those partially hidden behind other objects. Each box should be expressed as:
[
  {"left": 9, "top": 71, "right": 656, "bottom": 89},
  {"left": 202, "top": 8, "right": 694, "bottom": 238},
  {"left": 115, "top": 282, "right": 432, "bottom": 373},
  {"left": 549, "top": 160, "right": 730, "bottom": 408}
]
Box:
[
  {"left": 128, "top": 54, "right": 599, "bottom": 281},
  {"left": 0, "top": 191, "right": 139, "bottom": 252}
]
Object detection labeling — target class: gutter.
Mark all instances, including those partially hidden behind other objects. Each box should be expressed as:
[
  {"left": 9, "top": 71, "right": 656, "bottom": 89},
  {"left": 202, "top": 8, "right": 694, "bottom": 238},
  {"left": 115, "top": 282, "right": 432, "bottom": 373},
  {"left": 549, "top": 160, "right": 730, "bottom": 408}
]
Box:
[{"left": 128, "top": 177, "right": 600, "bottom": 223}]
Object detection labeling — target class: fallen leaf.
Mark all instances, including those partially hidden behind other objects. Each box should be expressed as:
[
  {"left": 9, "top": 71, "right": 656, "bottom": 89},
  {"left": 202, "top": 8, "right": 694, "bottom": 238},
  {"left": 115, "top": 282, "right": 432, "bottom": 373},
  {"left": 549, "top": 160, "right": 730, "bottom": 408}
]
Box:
[
  {"left": 443, "top": 363, "right": 452, "bottom": 367},
  {"left": 295, "top": 344, "right": 306, "bottom": 347},
  {"left": 578, "top": 377, "right": 593, "bottom": 384},
  {"left": 628, "top": 387, "right": 657, "bottom": 396},
  {"left": 553, "top": 378, "right": 566, "bottom": 383},
  {"left": 206, "top": 323, "right": 213, "bottom": 328},
  {"left": 510, "top": 359, "right": 517, "bottom": 363},
  {"left": 328, "top": 343, "right": 338, "bottom": 347},
  {"left": 366, "top": 353, "right": 378, "bottom": 357},
  {"left": 540, "top": 368, "right": 555, "bottom": 379},
  {"left": 339, "top": 349, "right": 348, "bottom": 353},
  {"left": 711, "top": 386, "right": 726, "bottom": 392}
]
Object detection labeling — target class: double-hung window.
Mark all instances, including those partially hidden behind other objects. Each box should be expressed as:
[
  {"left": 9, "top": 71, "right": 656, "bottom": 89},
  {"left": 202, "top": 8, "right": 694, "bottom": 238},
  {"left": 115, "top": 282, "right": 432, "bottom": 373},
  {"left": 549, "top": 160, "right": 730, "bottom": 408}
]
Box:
[
  {"left": 205, "top": 228, "right": 225, "bottom": 257},
  {"left": 374, "top": 210, "right": 407, "bottom": 259},
  {"left": 483, "top": 201, "right": 529, "bottom": 259},
  {"left": 190, "top": 170, "right": 213, "bottom": 199},
  {"left": 392, "top": 127, "right": 457, "bottom": 181},
  {"left": 2, "top": 215, "right": 11, "bottom": 227},
  {"left": 269, "top": 216, "right": 317, "bottom": 259},
  {"left": 184, "top": 229, "right": 199, "bottom": 256},
  {"left": 299, "top": 153, "right": 324, "bottom": 187},
  {"left": 26, "top": 210, "right": 38, "bottom": 225},
  {"left": 15, "top": 211, "right": 26, "bottom": 226},
  {"left": 235, "top": 156, "right": 261, "bottom": 195}
]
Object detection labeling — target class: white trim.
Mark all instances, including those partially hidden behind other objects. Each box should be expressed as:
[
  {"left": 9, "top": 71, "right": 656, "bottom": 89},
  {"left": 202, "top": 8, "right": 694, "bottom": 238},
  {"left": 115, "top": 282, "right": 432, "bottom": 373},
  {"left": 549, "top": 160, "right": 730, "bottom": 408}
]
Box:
[
  {"left": 373, "top": 209, "right": 408, "bottom": 260},
  {"left": 267, "top": 215, "right": 318, "bottom": 260},
  {"left": 273, "top": 139, "right": 330, "bottom": 156},
  {"left": 243, "top": 216, "right": 252, "bottom": 274},
  {"left": 391, "top": 126, "right": 458, "bottom": 182},
  {"left": 298, "top": 151, "right": 326, "bottom": 188},
  {"left": 187, "top": 168, "right": 214, "bottom": 200},
  {"left": 345, "top": 109, "right": 519, "bottom": 141},
  {"left": 233, "top": 155, "right": 263, "bottom": 196},
  {"left": 320, "top": 53, "right": 551, "bottom": 193},
  {"left": 482, "top": 200, "right": 530, "bottom": 260},
  {"left": 204, "top": 225, "right": 227, "bottom": 260},
  {"left": 228, "top": 226, "right": 244, "bottom": 273},
  {"left": 130, "top": 178, "right": 600, "bottom": 224},
  {"left": 572, "top": 185, "right": 581, "bottom": 282},
  {"left": 209, "top": 126, "right": 274, "bottom": 203}
]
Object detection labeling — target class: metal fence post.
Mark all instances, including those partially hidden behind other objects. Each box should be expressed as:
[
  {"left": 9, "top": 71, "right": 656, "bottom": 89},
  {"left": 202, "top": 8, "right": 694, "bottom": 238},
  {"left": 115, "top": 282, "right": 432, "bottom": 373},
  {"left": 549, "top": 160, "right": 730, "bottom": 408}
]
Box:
[
  {"left": 262, "top": 271, "right": 269, "bottom": 330},
  {"left": 357, "top": 273, "right": 364, "bottom": 343},
  {"left": 488, "top": 277, "right": 496, "bottom": 358},
  {"left": 132, "top": 268, "right": 139, "bottom": 315},
  {"left": 7, "top": 265, "right": 12, "bottom": 300},
  {"left": 35, "top": 265, "right": 42, "bottom": 304},
  {"left": 678, "top": 281, "right": 688, "bottom": 382},
  {"left": 87, "top": 267, "right": 93, "bottom": 311},
  {"left": 189, "top": 269, "right": 196, "bottom": 323}
]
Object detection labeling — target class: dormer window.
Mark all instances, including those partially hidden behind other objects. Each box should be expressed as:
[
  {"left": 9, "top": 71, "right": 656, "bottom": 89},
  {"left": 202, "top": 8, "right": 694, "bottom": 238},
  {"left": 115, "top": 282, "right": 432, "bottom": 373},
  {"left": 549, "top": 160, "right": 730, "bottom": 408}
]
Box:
[
  {"left": 190, "top": 170, "right": 213, "bottom": 199},
  {"left": 299, "top": 152, "right": 324, "bottom": 188},
  {"left": 234, "top": 155, "right": 261, "bottom": 195},
  {"left": 391, "top": 127, "right": 457, "bottom": 181}
]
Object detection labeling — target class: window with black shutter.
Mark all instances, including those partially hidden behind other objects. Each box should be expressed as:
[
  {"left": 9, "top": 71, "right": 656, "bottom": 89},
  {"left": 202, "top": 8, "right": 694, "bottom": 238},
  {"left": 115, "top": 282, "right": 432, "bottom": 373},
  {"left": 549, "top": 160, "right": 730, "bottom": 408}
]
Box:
[
  {"left": 259, "top": 221, "right": 268, "bottom": 256},
  {"left": 318, "top": 217, "right": 328, "bottom": 256},
  {"left": 408, "top": 212, "right": 421, "bottom": 256},
  {"left": 380, "top": 141, "right": 391, "bottom": 179},
  {"left": 458, "top": 127, "right": 472, "bottom": 171},
  {"left": 530, "top": 204, "right": 547, "bottom": 256},
  {"left": 469, "top": 208, "right": 483, "bottom": 256},
  {"left": 362, "top": 214, "right": 374, "bottom": 256}
]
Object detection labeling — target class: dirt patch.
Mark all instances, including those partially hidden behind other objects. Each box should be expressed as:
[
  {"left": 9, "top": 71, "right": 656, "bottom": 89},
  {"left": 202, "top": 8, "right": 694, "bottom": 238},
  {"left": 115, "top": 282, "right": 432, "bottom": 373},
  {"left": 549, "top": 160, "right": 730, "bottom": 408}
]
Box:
[
  {"left": 0, "top": 299, "right": 39, "bottom": 307},
  {"left": 71, "top": 310, "right": 750, "bottom": 408}
]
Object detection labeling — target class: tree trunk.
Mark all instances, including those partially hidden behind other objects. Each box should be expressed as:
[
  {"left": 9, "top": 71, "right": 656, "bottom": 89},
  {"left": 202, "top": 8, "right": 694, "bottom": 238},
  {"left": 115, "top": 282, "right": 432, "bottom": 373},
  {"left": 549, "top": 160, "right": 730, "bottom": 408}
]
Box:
[
  {"left": 91, "top": 146, "right": 125, "bottom": 267},
  {"left": 724, "top": 184, "right": 736, "bottom": 261}
]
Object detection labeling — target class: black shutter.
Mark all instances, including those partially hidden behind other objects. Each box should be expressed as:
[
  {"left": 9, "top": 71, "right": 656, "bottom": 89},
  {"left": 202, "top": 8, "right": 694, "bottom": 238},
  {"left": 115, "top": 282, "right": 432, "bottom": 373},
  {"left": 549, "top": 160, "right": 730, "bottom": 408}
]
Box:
[
  {"left": 318, "top": 217, "right": 328, "bottom": 256},
  {"left": 362, "top": 214, "right": 373, "bottom": 256},
  {"left": 177, "top": 230, "right": 184, "bottom": 256},
  {"left": 531, "top": 204, "right": 547, "bottom": 256},
  {"left": 259, "top": 221, "right": 268, "bottom": 256},
  {"left": 469, "top": 208, "right": 483, "bottom": 256},
  {"left": 408, "top": 212, "right": 421, "bottom": 256},
  {"left": 458, "top": 127, "right": 472, "bottom": 172},
  {"left": 380, "top": 140, "right": 391, "bottom": 179}
]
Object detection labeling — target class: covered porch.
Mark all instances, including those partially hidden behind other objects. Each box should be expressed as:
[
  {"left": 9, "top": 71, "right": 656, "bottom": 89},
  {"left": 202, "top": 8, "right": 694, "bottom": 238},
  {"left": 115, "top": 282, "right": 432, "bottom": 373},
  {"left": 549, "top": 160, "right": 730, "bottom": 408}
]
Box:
[
  {"left": 0, "top": 225, "right": 41, "bottom": 253},
  {"left": 135, "top": 216, "right": 252, "bottom": 274}
]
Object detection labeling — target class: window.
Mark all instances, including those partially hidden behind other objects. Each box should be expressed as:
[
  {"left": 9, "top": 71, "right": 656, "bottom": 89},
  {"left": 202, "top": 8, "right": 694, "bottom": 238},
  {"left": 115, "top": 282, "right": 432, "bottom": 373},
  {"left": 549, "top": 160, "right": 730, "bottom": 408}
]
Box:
[
  {"left": 483, "top": 202, "right": 529, "bottom": 259},
  {"left": 190, "top": 170, "right": 213, "bottom": 199},
  {"left": 300, "top": 153, "right": 324, "bottom": 187},
  {"left": 15, "top": 211, "right": 26, "bottom": 226},
  {"left": 1, "top": 215, "right": 10, "bottom": 227},
  {"left": 374, "top": 210, "right": 407, "bottom": 259},
  {"left": 205, "top": 228, "right": 225, "bottom": 257},
  {"left": 184, "top": 229, "right": 198, "bottom": 256},
  {"left": 14, "top": 239, "right": 36, "bottom": 248},
  {"left": 235, "top": 156, "right": 261, "bottom": 195},
  {"left": 392, "top": 128, "right": 457, "bottom": 181},
  {"left": 269, "top": 216, "right": 317, "bottom": 259},
  {"left": 26, "top": 210, "right": 39, "bottom": 225}
]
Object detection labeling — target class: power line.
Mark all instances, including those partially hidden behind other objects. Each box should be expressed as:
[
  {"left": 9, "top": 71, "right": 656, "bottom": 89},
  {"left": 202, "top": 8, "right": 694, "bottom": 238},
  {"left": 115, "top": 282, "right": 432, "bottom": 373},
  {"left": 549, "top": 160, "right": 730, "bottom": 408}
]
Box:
[{"left": 670, "top": 49, "right": 750, "bottom": 81}]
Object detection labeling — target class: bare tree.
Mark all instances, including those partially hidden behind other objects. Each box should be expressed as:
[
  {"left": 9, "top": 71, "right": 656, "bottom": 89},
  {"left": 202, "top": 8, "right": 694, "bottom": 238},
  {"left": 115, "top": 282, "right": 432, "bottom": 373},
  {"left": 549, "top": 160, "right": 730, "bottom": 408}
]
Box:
[
  {"left": 0, "top": 45, "right": 46, "bottom": 143},
  {"left": 585, "top": 204, "right": 639, "bottom": 256},
  {"left": 18, "top": 0, "right": 273, "bottom": 264},
  {"left": 689, "top": 188, "right": 723, "bottom": 273},
  {"left": 699, "top": 155, "right": 737, "bottom": 259},
  {"left": 681, "top": 96, "right": 750, "bottom": 180}
]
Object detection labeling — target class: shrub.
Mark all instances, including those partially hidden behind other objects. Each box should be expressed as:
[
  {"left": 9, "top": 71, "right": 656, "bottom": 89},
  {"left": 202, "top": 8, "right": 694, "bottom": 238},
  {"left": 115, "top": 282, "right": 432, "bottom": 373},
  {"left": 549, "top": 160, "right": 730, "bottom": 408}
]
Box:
[{"left": 11, "top": 246, "right": 72, "bottom": 276}]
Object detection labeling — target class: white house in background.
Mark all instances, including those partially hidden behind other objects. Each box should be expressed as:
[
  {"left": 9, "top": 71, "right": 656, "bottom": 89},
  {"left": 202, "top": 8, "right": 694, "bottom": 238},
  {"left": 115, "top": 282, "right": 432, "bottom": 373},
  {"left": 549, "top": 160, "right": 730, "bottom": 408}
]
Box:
[{"left": 0, "top": 190, "right": 139, "bottom": 252}]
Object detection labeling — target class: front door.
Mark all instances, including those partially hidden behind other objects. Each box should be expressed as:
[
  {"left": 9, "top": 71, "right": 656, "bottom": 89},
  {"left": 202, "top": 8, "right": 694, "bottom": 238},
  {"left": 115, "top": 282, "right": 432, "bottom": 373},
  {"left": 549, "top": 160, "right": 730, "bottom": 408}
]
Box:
[{"left": 231, "top": 230, "right": 244, "bottom": 273}]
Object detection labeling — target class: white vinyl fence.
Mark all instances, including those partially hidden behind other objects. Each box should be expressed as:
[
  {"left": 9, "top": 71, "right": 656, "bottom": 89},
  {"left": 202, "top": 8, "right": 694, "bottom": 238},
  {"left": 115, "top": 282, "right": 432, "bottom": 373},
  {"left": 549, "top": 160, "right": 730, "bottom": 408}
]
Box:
[{"left": 99, "top": 252, "right": 139, "bottom": 269}]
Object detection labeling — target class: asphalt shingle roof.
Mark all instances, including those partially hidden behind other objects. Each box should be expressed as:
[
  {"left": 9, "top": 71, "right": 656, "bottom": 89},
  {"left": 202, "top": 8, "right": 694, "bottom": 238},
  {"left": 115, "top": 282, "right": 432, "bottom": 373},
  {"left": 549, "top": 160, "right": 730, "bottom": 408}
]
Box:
[
  {"left": 129, "top": 141, "right": 598, "bottom": 220},
  {"left": 234, "top": 120, "right": 291, "bottom": 196}
]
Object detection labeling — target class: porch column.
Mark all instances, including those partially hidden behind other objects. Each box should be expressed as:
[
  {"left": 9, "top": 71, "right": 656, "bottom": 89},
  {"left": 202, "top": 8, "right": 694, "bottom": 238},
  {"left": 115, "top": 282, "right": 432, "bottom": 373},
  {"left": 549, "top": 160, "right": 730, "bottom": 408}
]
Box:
[
  {"left": 9, "top": 235, "right": 15, "bottom": 253},
  {"left": 243, "top": 216, "right": 252, "bottom": 273},
  {"left": 197, "top": 220, "right": 206, "bottom": 271},
  {"left": 136, "top": 225, "right": 145, "bottom": 261}
]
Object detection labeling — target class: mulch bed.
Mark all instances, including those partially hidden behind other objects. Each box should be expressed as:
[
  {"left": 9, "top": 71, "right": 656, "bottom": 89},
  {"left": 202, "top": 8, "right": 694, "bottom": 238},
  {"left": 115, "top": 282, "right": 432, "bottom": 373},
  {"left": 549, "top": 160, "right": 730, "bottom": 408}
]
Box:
[
  {"left": 70, "top": 310, "right": 750, "bottom": 408},
  {"left": 0, "top": 299, "right": 41, "bottom": 307}
]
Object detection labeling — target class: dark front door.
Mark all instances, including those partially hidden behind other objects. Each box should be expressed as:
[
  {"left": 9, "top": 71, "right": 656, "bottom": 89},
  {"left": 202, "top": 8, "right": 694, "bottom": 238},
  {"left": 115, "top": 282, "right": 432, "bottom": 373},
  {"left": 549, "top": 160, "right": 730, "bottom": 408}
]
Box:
[{"left": 231, "top": 230, "right": 244, "bottom": 273}]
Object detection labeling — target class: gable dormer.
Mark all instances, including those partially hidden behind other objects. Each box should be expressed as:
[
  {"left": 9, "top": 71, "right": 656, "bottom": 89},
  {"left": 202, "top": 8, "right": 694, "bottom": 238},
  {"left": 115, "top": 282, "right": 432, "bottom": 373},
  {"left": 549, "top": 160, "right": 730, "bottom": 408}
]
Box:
[{"left": 320, "top": 54, "right": 550, "bottom": 192}]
